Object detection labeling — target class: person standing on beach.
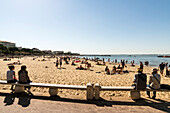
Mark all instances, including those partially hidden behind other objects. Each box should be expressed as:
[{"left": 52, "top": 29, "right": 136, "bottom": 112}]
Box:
[
  {"left": 108, "top": 58, "right": 110, "bottom": 62},
  {"left": 159, "top": 62, "right": 165, "bottom": 75},
  {"left": 147, "top": 68, "right": 161, "bottom": 99},
  {"left": 140, "top": 61, "right": 144, "bottom": 70},
  {"left": 102, "top": 58, "right": 105, "bottom": 62},
  {"left": 121, "top": 60, "right": 126, "bottom": 69},
  {"left": 7, "top": 65, "right": 17, "bottom": 91},
  {"left": 165, "top": 64, "right": 169, "bottom": 77},
  {"left": 165, "top": 66, "right": 169, "bottom": 77},
  {"left": 56, "top": 58, "right": 59, "bottom": 68},
  {"left": 60, "top": 57, "right": 62, "bottom": 68}
]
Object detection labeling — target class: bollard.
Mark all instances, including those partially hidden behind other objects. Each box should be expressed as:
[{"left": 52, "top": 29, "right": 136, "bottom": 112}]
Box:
[
  {"left": 15, "top": 85, "right": 24, "bottom": 93},
  {"left": 87, "top": 83, "right": 94, "bottom": 100},
  {"left": 130, "top": 91, "right": 141, "bottom": 100},
  {"left": 49, "top": 88, "right": 58, "bottom": 96},
  {"left": 95, "top": 83, "right": 101, "bottom": 100}
]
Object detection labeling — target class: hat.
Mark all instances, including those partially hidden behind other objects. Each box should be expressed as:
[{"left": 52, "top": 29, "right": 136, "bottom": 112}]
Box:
[
  {"left": 153, "top": 68, "right": 158, "bottom": 72},
  {"left": 137, "top": 68, "right": 143, "bottom": 72}
]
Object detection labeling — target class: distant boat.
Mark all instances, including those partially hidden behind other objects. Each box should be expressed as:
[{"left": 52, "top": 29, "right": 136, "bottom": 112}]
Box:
[{"left": 157, "top": 55, "right": 170, "bottom": 58}]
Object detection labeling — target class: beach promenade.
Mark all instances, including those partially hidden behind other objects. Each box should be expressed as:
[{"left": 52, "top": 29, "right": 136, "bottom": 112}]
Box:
[{"left": 0, "top": 90, "right": 169, "bottom": 113}]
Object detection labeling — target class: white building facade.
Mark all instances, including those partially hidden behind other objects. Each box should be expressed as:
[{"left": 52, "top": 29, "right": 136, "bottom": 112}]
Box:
[{"left": 0, "top": 40, "right": 16, "bottom": 48}]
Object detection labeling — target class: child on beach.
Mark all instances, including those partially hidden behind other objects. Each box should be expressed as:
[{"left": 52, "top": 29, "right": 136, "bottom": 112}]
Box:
[{"left": 7, "top": 65, "right": 17, "bottom": 91}]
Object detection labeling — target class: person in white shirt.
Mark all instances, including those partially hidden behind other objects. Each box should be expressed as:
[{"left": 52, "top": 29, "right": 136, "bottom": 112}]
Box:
[{"left": 147, "top": 68, "right": 161, "bottom": 99}]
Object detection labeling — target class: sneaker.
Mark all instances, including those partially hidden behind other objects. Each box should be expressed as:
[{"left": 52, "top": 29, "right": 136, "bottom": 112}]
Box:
[{"left": 151, "top": 96, "right": 156, "bottom": 99}]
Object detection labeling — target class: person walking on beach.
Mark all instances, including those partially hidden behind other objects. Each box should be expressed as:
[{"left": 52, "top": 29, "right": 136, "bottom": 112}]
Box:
[
  {"left": 7, "top": 65, "right": 17, "bottom": 91},
  {"left": 147, "top": 68, "right": 161, "bottom": 99},
  {"left": 59, "top": 57, "right": 62, "bottom": 68},
  {"left": 159, "top": 62, "right": 165, "bottom": 75},
  {"left": 18, "top": 65, "right": 32, "bottom": 91},
  {"left": 133, "top": 68, "right": 147, "bottom": 90}
]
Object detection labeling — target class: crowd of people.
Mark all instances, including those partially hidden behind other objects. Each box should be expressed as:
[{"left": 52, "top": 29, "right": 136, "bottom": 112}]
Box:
[{"left": 5, "top": 56, "right": 170, "bottom": 100}]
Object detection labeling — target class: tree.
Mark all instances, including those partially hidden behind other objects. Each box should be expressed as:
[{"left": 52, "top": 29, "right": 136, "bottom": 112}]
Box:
[
  {"left": 9, "top": 47, "right": 19, "bottom": 55},
  {"left": 0, "top": 44, "right": 9, "bottom": 55}
]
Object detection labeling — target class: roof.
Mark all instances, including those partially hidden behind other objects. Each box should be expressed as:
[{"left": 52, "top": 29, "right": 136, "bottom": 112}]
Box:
[{"left": 0, "top": 40, "right": 15, "bottom": 44}]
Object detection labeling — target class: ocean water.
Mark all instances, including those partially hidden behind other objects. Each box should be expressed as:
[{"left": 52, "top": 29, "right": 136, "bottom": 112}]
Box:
[{"left": 81, "top": 55, "right": 170, "bottom": 67}]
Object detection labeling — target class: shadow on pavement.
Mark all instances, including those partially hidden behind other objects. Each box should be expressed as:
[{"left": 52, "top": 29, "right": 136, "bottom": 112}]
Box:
[{"left": 0, "top": 92, "right": 169, "bottom": 112}]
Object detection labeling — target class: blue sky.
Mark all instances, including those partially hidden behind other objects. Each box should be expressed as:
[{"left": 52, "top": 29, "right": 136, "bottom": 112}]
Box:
[{"left": 0, "top": 0, "right": 170, "bottom": 54}]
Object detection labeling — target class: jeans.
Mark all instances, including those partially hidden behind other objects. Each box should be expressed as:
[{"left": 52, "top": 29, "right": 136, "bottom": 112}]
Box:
[
  {"left": 146, "top": 85, "right": 156, "bottom": 97},
  {"left": 7, "top": 79, "right": 18, "bottom": 90}
]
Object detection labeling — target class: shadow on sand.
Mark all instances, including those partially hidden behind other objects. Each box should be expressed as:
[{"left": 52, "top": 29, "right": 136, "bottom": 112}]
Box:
[{"left": 0, "top": 92, "right": 169, "bottom": 112}]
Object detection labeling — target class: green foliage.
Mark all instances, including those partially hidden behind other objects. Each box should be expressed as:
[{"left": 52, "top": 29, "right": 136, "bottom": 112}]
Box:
[{"left": 0, "top": 44, "right": 10, "bottom": 54}]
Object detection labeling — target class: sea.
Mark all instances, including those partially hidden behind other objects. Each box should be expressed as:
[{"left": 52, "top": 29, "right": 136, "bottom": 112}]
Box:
[{"left": 81, "top": 54, "right": 170, "bottom": 67}]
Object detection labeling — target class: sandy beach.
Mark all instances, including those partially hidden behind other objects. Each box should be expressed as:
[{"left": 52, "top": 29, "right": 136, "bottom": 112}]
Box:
[
  {"left": 0, "top": 56, "right": 170, "bottom": 113},
  {"left": 0, "top": 56, "right": 170, "bottom": 99}
]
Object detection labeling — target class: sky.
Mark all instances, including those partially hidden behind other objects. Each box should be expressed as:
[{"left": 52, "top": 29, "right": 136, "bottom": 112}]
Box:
[{"left": 0, "top": 0, "right": 170, "bottom": 54}]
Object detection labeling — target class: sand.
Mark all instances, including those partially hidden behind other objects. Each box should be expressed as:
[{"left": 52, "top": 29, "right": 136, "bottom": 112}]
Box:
[{"left": 0, "top": 56, "right": 170, "bottom": 99}]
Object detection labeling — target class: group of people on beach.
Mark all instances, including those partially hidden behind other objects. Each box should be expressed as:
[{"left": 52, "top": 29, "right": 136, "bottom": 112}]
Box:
[
  {"left": 159, "top": 62, "right": 170, "bottom": 77},
  {"left": 55, "top": 57, "right": 71, "bottom": 68},
  {"left": 104, "top": 60, "right": 128, "bottom": 75},
  {"left": 55, "top": 57, "right": 63, "bottom": 68},
  {"left": 7, "top": 65, "right": 31, "bottom": 91},
  {"left": 133, "top": 68, "right": 161, "bottom": 99}
]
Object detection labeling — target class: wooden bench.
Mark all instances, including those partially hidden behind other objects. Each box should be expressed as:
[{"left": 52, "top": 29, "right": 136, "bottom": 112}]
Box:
[
  {"left": 0, "top": 80, "right": 94, "bottom": 100},
  {"left": 94, "top": 83, "right": 170, "bottom": 100}
]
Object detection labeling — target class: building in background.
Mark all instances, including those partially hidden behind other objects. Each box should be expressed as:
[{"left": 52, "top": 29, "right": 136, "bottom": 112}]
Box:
[
  {"left": 53, "top": 51, "right": 64, "bottom": 55},
  {"left": 0, "top": 40, "right": 16, "bottom": 48},
  {"left": 32, "top": 48, "right": 41, "bottom": 52}
]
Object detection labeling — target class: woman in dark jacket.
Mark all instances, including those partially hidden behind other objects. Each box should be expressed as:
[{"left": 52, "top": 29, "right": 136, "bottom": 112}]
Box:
[{"left": 18, "top": 65, "right": 32, "bottom": 90}]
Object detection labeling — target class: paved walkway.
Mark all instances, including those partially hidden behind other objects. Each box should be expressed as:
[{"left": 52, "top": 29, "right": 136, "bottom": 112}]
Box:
[{"left": 0, "top": 91, "right": 169, "bottom": 113}]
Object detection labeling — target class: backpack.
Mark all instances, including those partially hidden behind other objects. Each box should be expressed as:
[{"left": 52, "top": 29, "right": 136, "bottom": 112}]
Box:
[{"left": 135, "top": 73, "right": 147, "bottom": 90}]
